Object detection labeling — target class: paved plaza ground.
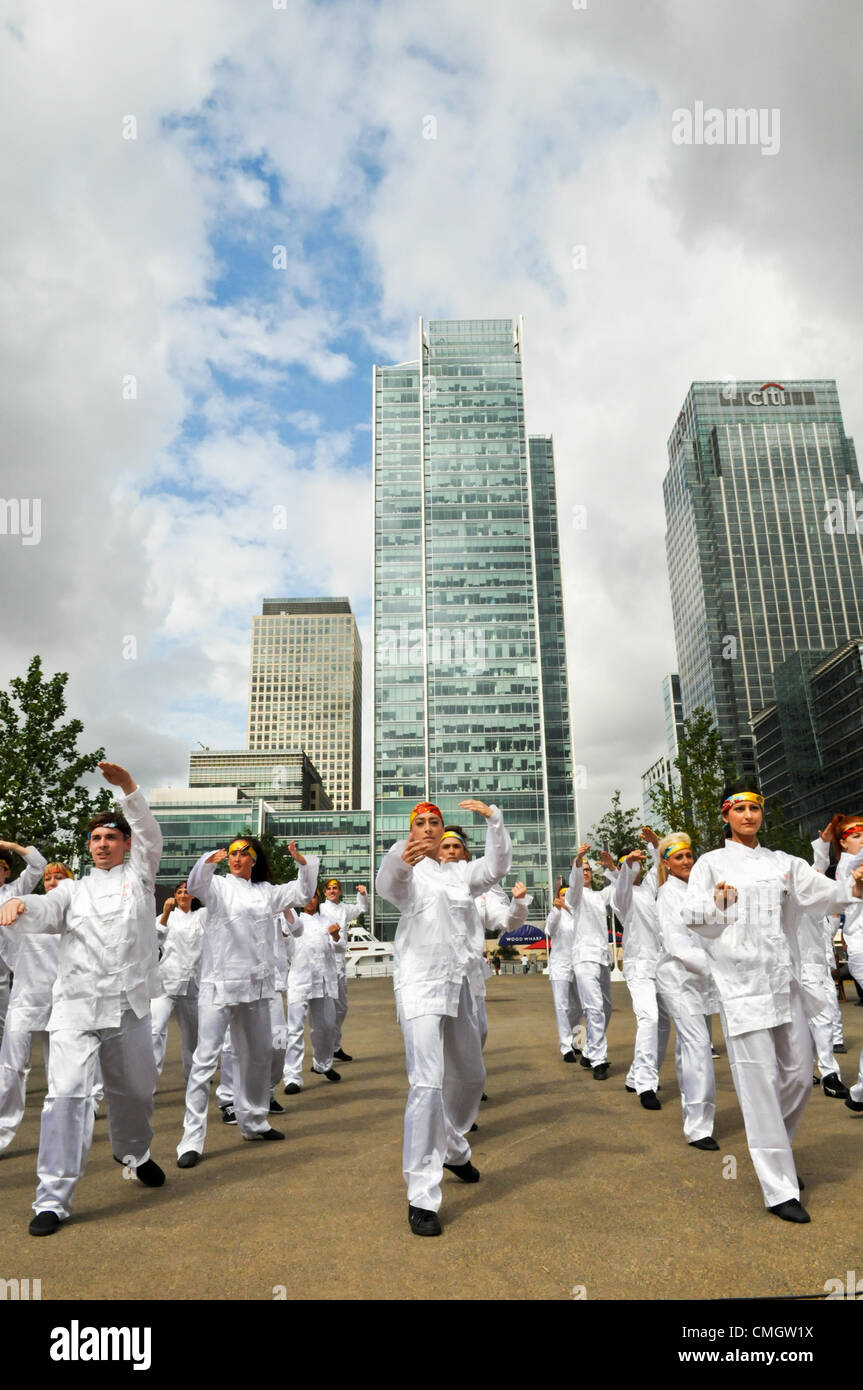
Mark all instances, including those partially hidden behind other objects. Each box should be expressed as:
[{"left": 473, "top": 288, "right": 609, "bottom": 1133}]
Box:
[{"left": 1, "top": 975, "right": 861, "bottom": 1302}]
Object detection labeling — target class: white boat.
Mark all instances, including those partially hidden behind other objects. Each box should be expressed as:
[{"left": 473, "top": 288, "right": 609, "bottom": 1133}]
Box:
[{"left": 345, "top": 923, "right": 395, "bottom": 976}]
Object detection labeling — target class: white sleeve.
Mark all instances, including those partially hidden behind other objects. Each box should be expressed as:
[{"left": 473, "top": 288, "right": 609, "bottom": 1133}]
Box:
[
  {"left": 463, "top": 808, "right": 513, "bottom": 896},
  {"left": 270, "top": 857, "right": 320, "bottom": 913},
  {"left": 11, "top": 847, "right": 48, "bottom": 896},
  {"left": 187, "top": 851, "right": 221, "bottom": 907},
  {"left": 506, "top": 894, "right": 531, "bottom": 931},
  {"left": 375, "top": 843, "right": 415, "bottom": 912},
  {"left": 6, "top": 883, "right": 71, "bottom": 935},
  {"left": 810, "top": 838, "right": 830, "bottom": 874},
  {"left": 120, "top": 788, "right": 163, "bottom": 888},
  {"left": 565, "top": 860, "right": 584, "bottom": 914}
]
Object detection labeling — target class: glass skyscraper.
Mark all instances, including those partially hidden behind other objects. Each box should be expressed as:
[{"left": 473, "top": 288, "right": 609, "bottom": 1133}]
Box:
[
  {"left": 372, "top": 317, "right": 576, "bottom": 937},
  {"left": 664, "top": 380, "right": 863, "bottom": 775}
]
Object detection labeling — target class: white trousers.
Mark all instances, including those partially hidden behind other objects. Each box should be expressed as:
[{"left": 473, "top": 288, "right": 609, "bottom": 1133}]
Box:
[
  {"left": 283, "top": 996, "right": 337, "bottom": 1087},
  {"left": 551, "top": 977, "right": 582, "bottom": 1055},
  {"left": 827, "top": 985, "right": 843, "bottom": 1046},
  {"left": 219, "top": 993, "right": 288, "bottom": 1102},
  {"left": 334, "top": 974, "right": 348, "bottom": 1051},
  {"left": 662, "top": 1003, "right": 715, "bottom": 1141},
  {"left": 400, "top": 979, "right": 485, "bottom": 1212},
  {"left": 151, "top": 985, "right": 199, "bottom": 1080},
  {"left": 624, "top": 978, "right": 671, "bottom": 1093},
  {"left": 0, "top": 973, "right": 9, "bottom": 1044},
  {"left": 723, "top": 984, "right": 812, "bottom": 1208},
  {"left": 179, "top": 996, "right": 272, "bottom": 1155},
  {"left": 809, "top": 1009, "right": 840, "bottom": 1078},
  {"left": 849, "top": 1048, "right": 863, "bottom": 1104},
  {"left": 35, "top": 1008, "right": 157, "bottom": 1217},
  {"left": 574, "top": 963, "right": 610, "bottom": 1065},
  {"left": 477, "top": 995, "right": 488, "bottom": 1049},
  {"left": 0, "top": 1027, "right": 50, "bottom": 1153}
]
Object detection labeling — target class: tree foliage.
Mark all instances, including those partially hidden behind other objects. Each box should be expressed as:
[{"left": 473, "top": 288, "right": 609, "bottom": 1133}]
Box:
[
  {"left": 0, "top": 656, "right": 112, "bottom": 870},
  {"left": 588, "top": 789, "right": 647, "bottom": 861},
  {"left": 648, "top": 705, "right": 738, "bottom": 856}
]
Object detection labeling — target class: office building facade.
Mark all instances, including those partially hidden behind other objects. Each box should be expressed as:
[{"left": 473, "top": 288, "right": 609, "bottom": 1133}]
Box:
[
  {"left": 373, "top": 317, "right": 577, "bottom": 936},
  {"left": 189, "top": 748, "right": 330, "bottom": 811},
  {"left": 247, "top": 598, "right": 362, "bottom": 809},
  {"left": 664, "top": 380, "right": 863, "bottom": 774}
]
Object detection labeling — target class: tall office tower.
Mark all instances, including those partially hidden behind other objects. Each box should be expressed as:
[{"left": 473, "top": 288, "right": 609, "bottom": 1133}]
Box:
[
  {"left": 664, "top": 381, "right": 863, "bottom": 775},
  {"left": 373, "top": 317, "right": 577, "bottom": 936},
  {"left": 641, "top": 673, "right": 685, "bottom": 819},
  {"left": 247, "top": 598, "right": 362, "bottom": 810}
]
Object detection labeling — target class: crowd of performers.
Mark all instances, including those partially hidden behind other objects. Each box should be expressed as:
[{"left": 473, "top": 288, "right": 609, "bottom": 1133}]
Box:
[{"left": 0, "top": 761, "right": 862, "bottom": 1240}]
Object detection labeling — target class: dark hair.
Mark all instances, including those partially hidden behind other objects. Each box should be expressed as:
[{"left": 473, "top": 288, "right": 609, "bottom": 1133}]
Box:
[
  {"left": 720, "top": 777, "right": 763, "bottom": 839},
  {"left": 174, "top": 881, "right": 203, "bottom": 911},
  {"left": 232, "top": 834, "right": 273, "bottom": 883},
  {"left": 88, "top": 810, "right": 131, "bottom": 839}
]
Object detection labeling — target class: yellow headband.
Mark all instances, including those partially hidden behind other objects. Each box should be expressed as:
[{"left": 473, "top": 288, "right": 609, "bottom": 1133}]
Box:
[
  {"left": 721, "top": 791, "right": 764, "bottom": 812},
  {"left": 662, "top": 841, "right": 690, "bottom": 860},
  {"left": 228, "top": 840, "right": 257, "bottom": 862},
  {"left": 440, "top": 831, "right": 467, "bottom": 848},
  {"left": 325, "top": 878, "right": 341, "bottom": 889}
]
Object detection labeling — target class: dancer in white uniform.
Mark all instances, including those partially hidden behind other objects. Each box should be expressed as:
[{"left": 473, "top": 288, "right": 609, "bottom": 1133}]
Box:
[
  {"left": 217, "top": 911, "right": 295, "bottom": 1121},
  {"left": 545, "top": 892, "right": 582, "bottom": 1061},
  {"left": 176, "top": 836, "right": 317, "bottom": 1167},
  {"left": 684, "top": 781, "right": 863, "bottom": 1223},
  {"left": 653, "top": 834, "right": 719, "bottom": 1149},
  {"left": 282, "top": 891, "right": 342, "bottom": 1091},
  {"left": 376, "top": 798, "right": 512, "bottom": 1237},
  {"left": 824, "top": 815, "right": 863, "bottom": 1117},
  {"left": 319, "top": 878, "right": 369, "bottom": 1063},
  {"left": 0, "top": 842, "right": 48, "bottom": 1046},
  {"left": 613, "top": 843, "right": 670, "bottom": 1109},
  {"left": 0, "top": 762, "right": 167, "bottom": 1235},
  {"left": 151, "top": 881, "right": 205, "bottom": 1082},
  {"left": 0, "top": 851, "right": 58, "bottom": 1154},
  {"left": 566, "top": 844, "right": 617, "bottom": 1078}
]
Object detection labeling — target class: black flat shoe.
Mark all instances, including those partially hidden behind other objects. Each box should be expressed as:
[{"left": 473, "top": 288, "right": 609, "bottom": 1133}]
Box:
[
  {"left": 834, "top": 1044, "right": 847, "bottom": 1054},
  {"left": 625, "top": 1084, "right": 636, "bottom": 1093},
  {"left": 563, "top": 1050, "right": 578, "bottom": 1063},
  {"left": 409, "top": 1205, "right": 442, "bottom": 1236},
  {"left": 283, "top": 1083, "right": 302, "bottom": 1095},
  {"left": 29, "top": 1211, "right": 61, "bottom": 1236},
  {"left": 593, "top": 1063, "right": 609, "bottom": 1080},
  {"left": 443, "top": 1160, "right": 480, "bottom": 1183},
  {"left": 480, "top": 1093, "right": 488, "bottom": 1101},
  {"left": 134, "top": 1159, "right": 166, "bottom": 1188},
  {"left": 822, "top": 1073, "right": 851, "bottom": 1099},
  {"left": 639, "top": 1090, "right": 661, "bottom": 1110},
  {"left": 255, "top": 1127, "right": 285, "bottom": 1141},
  {"left": 768, "top": 1198, "right": 810, "bottom": 1224},
  {"left": 268, "top": 1098, "right": 286, "bottom": 1114},
  {"left": 177, "top": 1151, "right": 200, "bottom": 1168},
  {"left": 689, "top": 1136, "right": 719, "bottom": 1151},
  {"left": 579, "top": 1055, "right": 592, "bottom": 1069},
  {"left": 845, "top": 1097, "right": 863, "bottom": 1113},
  {"left": 221, "top": 1104, "right": 238, "bottom": 1124},
  {"left": 333, "top": 1048, "right": 353, "bottom": 1062}
]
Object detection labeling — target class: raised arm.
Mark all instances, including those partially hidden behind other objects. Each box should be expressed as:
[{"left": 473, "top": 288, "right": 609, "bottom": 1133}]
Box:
[
  {"left": 505, "top": 885, "right": 532, "bottom": 932},
  {"left": 187, "top": 850, "right": 224, "bottom": 907},
  {"left": 3, "top": 845, "right": 48, "bottom": 896},
  {"left": 270, "top": 855, "right": 320, "bottom": 914},
  {"left": 787, "top": 855, "right": 862, "bottom": 915},
  {"left": 565, "top": 845, "right": 589, "bottom": 915},
  {"left": 611, "top": 854, "right": 639, "bottom": 920},
  {"left": 462, "top": 804, "right": 513, "bottom": 896},
  {"left": 98, "top": 762, "right": 162, "bottom": 886}
]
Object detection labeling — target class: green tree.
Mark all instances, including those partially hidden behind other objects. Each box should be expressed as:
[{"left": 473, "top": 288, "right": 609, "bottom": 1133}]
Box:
[
  {"left": 588, "top": 789, "right": 646, "bottom": 861},
  {"left": 761, "top": 799, "right": 812, "bottom": 860},
  {"left": 648, "top": 705, "right": 738, "bottom": 856},
  {"left": 0, "top": 656, "right": 112, "bottom": 872}
]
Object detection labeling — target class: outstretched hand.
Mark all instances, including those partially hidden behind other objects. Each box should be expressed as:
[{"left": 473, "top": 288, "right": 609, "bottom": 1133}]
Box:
[
  {"left": 207, "top": 849, "right": 228, "bottom": 865},
  {"left": 459, "top": 799, "right": 493, "bottom": 819},
  {"left": 511, "top": 881, "right": 527, "bottom": 899},
  {"left": 0, "top": 898, "right": 25, "bottom": 927},
  {"left": 287, "top": 840, "right": 307, "bottom": 866},
  {"left": 98, "top": 762, "right": 136, "bottom": 795}
]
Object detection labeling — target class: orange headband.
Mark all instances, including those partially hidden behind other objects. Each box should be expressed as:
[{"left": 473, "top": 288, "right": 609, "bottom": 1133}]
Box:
[{"left": 409, "top": 802, "right": 442, "bottom": 827}]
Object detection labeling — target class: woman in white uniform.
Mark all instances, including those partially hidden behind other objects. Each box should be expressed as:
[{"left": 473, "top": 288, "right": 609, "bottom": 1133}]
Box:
[
  {"left": 282, "top": 890, "right": 342, "bottom": 1091},
  {"left": 375, "top": 799, "right": 512, "bottom": 1237},
  {"left": 653, "top": 834, "right": 719, "bottom": 1149},
  {"left": 613, "top": 846, "right": 670, "bottom": 1109},
  {"left": 0, "top": 842, "right": 48, "bottom": 1046},
  {"left": 319, "top": 878, "right": 369, "bottom": 1063},
  {"left": 545, "top": 892, "right": 582, "bottom": 1062},
  {"left": 566, "top": 844, "right": 617, "bottom": 1079},
  {"left": 684, "top": 780, "right": 863, "bottom": 1223},
  {"left": 176, "top": 836, "right": 317, "bottom": 1167}
]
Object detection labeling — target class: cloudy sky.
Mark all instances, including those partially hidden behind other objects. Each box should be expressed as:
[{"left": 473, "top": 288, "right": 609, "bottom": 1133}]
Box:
[{"left": 2, "top": 0, "right": 861, "bottom": 835}]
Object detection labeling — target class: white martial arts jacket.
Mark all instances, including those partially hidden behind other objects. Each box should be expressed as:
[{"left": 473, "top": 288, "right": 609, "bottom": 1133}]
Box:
[
  {"left": 612, "top": 861, "right": 662, "bottom": 982},
  {"left": 683, "top": 840, "right": 857, "bottom": 1037},
  {"left": 188, "top": 853, "right": 319, "bottom": 1006},
  {"left": 545, "top": 905, "right": 577, "bottom": 982},
  {"left": 565, "top": 864, "right": 615, "bottom": 968},
  {"left": 286, "top": 911, "right": 341, "bottom": 1003},
  {"left": 156, "top": 906, "right": 206, "bottom": 997},
  {"left": 272, "top": 915, "right": 291, "bottom": 992},
  {"left": 473, "top": 885, "right": 531, "bottom": 988},
  {"left": 375, "top": 806, "right": 512, "bottom": 1022},
  {"left": 836, "top": 851, "right": 863, "bottom": 954},
  {"left": 8, "top": 792, "right": 162, "bottom": 1031},
  {"left": 0, "top": 848, "right": 54, "bottom": 1029},
  {"left": 654, "top": 874, "right": 717, "bottom": 1016},
  {"left": 319, "top": 891, "right": 369, "bottom": 979}
]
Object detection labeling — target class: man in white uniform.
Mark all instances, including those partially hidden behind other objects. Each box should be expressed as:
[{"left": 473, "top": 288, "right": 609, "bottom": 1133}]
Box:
[
  {"left": 566, "top": 844, "right": 617, "bottom": 1079},
  {"left": 282, "top": 890, "right": 342, "bottom": 1091},
  {"left": 0, "top": 762, "right": 166, "bottom": 1236},
  {"left": 152, "top": 881, "right": 205, "bottom": 1082},
  {"left": 319, "top": 878, "right": 369, "bottom": 1063},
  {"left": 613, "top": 847, "right": 670, "bottom": 1109},
  {"left": 376, "top": 799, "right": 512, "bottom": 1237},
  {"left": 0, "top": 848, "right": 54, "bottom": 1153}
]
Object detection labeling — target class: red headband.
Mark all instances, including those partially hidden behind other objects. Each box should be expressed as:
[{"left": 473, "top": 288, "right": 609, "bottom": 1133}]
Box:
[{"left": 409, "top": 802, "right": 442, "bottom": 827}]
